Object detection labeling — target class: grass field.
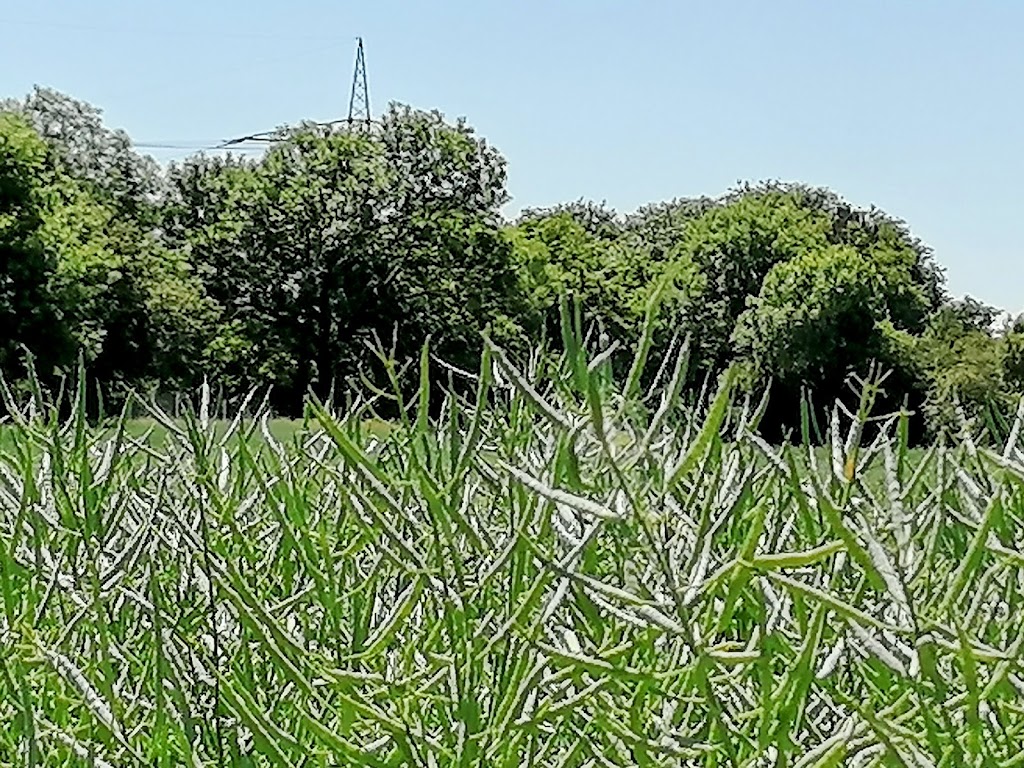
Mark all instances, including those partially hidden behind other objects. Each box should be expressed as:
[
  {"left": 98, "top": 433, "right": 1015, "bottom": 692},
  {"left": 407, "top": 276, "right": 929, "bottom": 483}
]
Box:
[
  {"left": 2, "top": 335, "right": 1024, "bottom": 766},
  {"left": 0, "top": 415, "right": 396, "bottom": 454}
]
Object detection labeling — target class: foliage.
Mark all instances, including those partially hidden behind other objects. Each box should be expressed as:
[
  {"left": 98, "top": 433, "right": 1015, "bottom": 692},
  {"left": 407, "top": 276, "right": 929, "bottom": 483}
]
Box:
[
  {"left": 1004, "top": 330, "right": 1024, "bottom": 391},
  {"left": 4, "top": 329, "right": 1024, "bottom": 765},
  {"left": 622, "top": 195, "right": 720, "bottom": 260},
  {"left": 733, "top": 245, "right": 889, "bottom": 384},
  {"left": 0, "top": 87, "right": 164, "bottom": 223},
  {"left": 163, "top": 106, "right": 526, "bottom": 411},
  {"left": 909, "top": 299, "right": 1017, "bottom": 438},
  {"left": 0, "top": 113, "right": 70, "bottom": 379},
  {"left": 507, "top": 208, "right": 701, "bottom": 384},
  {"left": 672, "top": 193, "right": 834, "bottom": 371},
  {"left": 1, "top": 86, "right": 1018, "bottom": 439},
  {"left": 0, "top": 109, "right": 212, "bottom": 402},
  {"left": 518, "top": 199, "right": 624, "bottom": 240},
  {"left": 373, "top": 106, "right": 527, "bottom": 369}
]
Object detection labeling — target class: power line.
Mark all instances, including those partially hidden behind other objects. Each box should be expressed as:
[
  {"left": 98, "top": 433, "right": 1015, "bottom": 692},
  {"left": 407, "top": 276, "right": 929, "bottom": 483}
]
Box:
[
  {"left": 132, "top": 142, "right": 222, "bottom": 150},
  {"left": 117, "top": 38, "right": 376, "bottom": 156},
  {"left": 218, "top": 37, "right": 376, "bottom": 149},
  {"left": 5, "top": 17, "right": 338, "bottom": 42},
  {"left": 128, "top": 140, "right": 262, "bottom": 150}
]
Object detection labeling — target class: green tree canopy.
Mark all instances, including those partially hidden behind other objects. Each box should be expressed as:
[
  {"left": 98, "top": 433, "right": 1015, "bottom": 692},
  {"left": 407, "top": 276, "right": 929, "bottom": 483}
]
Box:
[
  {"left": 165, "top": 105, "right": 527, "bottom": 409},
  {"left": 0, "top": 113, "right": 69, "bottom": 379},
  {"left": 2, "top": 86, "right": 1012, "bottom": 440},
  {"left": 1, "top": 87, "right": 164, "bottom": 222},
  {"left": 733, "top": 245, "right": 889, "bottom": 385},
  {"left": 1, "top": 111, "right": 211, "bottom": 403}
]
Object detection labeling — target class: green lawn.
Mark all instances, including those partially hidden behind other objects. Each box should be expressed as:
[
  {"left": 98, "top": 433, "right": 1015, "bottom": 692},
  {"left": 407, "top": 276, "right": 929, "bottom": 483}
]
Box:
[{"left": 0, "top": 415, "right": 396, "bottom": 453}]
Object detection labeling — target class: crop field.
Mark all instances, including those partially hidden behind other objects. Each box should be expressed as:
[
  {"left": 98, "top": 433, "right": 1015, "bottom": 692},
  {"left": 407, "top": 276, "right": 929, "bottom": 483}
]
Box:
[{"left": 2, "top": 333, "right": 1024, "bottom": 767}]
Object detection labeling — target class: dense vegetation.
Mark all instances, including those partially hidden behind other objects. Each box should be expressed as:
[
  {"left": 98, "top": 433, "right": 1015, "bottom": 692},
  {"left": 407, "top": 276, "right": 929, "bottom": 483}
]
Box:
[
  {"left": 3, "top": 318, "right": 1024, "bottom": 766},
  {"left": 2, "top": 86, "right": 1023, "bottom": 441},
  {"left": 5, "top": 82, "right": 1024, "bottom": 767}
]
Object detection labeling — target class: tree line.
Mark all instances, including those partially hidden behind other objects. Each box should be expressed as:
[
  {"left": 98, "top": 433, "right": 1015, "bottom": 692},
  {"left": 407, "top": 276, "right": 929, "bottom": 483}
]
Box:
[{"left": 2, "top": 87, "right": 1022, "bottom": 440}]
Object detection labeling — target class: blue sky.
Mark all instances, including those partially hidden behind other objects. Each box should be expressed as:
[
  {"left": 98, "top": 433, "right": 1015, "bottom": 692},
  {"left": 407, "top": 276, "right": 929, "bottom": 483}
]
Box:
[{"left": 3, "top": 0, "right": 1022, "bottom": 315}]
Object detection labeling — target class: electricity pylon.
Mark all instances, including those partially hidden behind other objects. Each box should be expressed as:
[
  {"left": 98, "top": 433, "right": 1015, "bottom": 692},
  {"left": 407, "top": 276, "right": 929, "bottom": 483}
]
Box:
[{"left": 346, "top": 37, "right": 371, "bottom": 130}]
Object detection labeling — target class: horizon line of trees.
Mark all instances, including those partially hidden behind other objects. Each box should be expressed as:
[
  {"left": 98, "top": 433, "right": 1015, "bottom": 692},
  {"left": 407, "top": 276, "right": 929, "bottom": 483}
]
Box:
[{"left": 2, "top": 86, "right": 1022, "bottom": 442}]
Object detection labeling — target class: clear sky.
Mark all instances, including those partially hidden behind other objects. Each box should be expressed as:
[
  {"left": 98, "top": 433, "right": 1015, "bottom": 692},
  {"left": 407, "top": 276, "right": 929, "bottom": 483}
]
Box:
[{"left": 2, "top": 0, "right": 1022, "bottom": 315}]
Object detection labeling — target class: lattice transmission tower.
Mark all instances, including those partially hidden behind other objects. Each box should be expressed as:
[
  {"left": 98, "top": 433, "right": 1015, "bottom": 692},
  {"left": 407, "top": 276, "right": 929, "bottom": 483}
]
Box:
[{"left": 346, "top": 37, "right": 372, "bottom": 130}]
